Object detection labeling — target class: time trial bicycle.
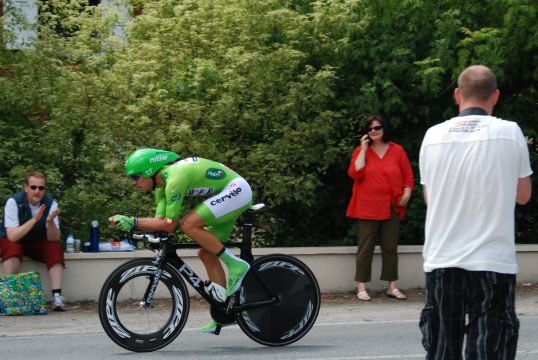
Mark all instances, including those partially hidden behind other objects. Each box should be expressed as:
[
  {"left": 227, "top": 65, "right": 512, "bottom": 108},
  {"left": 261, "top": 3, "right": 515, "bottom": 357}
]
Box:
[{"left": 98, "top": 203, "right": 321, "bottom": 352}]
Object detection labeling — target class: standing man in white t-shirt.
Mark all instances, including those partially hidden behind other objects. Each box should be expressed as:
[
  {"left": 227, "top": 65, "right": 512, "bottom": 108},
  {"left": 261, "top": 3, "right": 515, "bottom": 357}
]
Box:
[{"left": 419, "top": 65, "right": 532, "bottom": 359}]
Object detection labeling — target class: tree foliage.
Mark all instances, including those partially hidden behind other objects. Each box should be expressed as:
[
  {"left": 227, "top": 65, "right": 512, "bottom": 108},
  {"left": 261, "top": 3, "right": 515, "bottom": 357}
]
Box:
[{"left": 0, "top": 0, "right": 536, "bottom": 245}]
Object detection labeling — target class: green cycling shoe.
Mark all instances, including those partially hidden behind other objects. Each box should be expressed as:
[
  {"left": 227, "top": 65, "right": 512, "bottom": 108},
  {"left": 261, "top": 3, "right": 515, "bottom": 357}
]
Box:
[
  {"left": 218, "top": 249, "right": 251, "bottom": 297},
  {"left": 225, "top": 258, "right": 250, "bottom": 297},
  {"left": 200, "top": 319, "right": 236, "bottom": 334},
  {"left": 200, "top": 319, "right": 218, "bottom": 334}
]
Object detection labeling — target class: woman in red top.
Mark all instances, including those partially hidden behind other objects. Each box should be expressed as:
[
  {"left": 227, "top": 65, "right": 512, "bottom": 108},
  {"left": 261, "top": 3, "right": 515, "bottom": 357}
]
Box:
[{"left": 347, "top": 116, "right": 414, "bottom": 301}]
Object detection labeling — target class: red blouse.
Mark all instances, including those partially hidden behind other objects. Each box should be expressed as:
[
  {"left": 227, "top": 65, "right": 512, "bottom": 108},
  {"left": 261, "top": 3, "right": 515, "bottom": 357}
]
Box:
[{"left": 346, "top": 142, "right": 414, "bottom": 220}]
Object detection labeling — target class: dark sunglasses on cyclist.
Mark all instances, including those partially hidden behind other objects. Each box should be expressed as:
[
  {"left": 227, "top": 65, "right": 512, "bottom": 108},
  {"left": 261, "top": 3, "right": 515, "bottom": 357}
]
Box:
[
  {"left": 129, "top": 174, "right": 141, "bottom": 181},
  {"left": 29, "top": 185, "right": 46, "bottom": 191},
  {"left": 368, "top": 125, "right": 383, "bottom": 132}
]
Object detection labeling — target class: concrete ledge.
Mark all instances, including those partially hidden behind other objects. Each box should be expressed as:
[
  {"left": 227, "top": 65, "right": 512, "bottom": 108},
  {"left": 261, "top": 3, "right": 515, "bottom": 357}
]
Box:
[{"left": 13, "top": 245, "right": 538, "bottom": 301}]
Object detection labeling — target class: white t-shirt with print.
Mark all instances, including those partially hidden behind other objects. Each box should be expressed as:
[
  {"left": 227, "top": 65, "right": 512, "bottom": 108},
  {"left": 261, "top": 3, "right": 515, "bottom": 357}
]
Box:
[{"left": 419, "top": 115, "right": 533, "bottom": 274}]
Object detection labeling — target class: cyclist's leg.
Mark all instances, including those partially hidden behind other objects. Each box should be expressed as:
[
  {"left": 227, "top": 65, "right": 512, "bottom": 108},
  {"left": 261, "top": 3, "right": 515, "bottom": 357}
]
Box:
[
  {"left": 180, "top": 213, "right": 229, "bottom": 333},
  {"left": 181, "top": 212, "right": 228, "bottom": 254},
  {"left": 197, "top": 248, "right": 226, "bottom": 287},
  {"left": 181, "top": 178, "right": 252, "bottom": 296},
  {"left": 182, "top": 211, "right": 249, "bottom": 296},
  {"left": 196, "top": 219, "right": 237, "bottom": 286},
  {"left": 183, "top": 181, "right": 252, "bottom": 332},
  {"left": 210, "top": 220, "right": 250, "bottom": 297},
  {"left": 197, "top": 179, "right": 252, "bottom": 296}
]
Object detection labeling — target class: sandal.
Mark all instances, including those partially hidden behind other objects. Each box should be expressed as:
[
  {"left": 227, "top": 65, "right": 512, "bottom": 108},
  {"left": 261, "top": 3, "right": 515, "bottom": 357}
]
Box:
[
  {"left": 357, "top": 290, "right": 371, "bottom": 301},
  {"left": 386, "top": 288, "right": 407, "bottom": 300}
]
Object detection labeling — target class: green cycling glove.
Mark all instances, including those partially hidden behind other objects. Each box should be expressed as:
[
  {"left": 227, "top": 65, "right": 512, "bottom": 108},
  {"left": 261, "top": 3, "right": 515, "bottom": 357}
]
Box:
[{"left": 112, "top": 215, "right": 137, "bottom": 231}]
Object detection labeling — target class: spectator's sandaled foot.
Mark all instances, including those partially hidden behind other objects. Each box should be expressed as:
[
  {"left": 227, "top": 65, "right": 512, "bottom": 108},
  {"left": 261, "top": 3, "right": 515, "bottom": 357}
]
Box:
[
  {"left": 387, "top": 288, "right": 407, "bottom": 300},
  {"left": 51, "top": 294, "right": 66, "bottom": 311},
  {"left": 357, "top": 290, "right": 371, "bottom": 301}
]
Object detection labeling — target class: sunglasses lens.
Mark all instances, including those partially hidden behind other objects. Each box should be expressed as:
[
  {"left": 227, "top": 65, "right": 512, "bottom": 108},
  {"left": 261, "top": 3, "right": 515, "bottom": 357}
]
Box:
[{"left": 130, "top": 174, "right": 141, "bottom": 181}]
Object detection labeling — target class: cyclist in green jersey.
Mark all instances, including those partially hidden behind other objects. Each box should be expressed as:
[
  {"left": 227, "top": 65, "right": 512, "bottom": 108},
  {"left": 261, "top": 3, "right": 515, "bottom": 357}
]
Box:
[{"left": 109, "top": 149, "right": 252, "bottom": 334}]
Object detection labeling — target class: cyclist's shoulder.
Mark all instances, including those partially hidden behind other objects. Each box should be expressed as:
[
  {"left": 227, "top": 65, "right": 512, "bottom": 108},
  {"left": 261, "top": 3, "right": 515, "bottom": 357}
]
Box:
[
  {"left": 164, "top": 157, "right": 240, "bottom": 182},
  {"left": 162, "top": 157, "right": 214, "bottom": 179},
  {"left": 164, "top": 156, "right": 211, "bottom": 171}
]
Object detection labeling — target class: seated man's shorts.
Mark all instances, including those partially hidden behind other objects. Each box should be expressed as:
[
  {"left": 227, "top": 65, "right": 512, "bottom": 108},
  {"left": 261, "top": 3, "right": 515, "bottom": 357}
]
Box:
[{"left": 0, "top": 236, "right": 65, "bottom": 269}]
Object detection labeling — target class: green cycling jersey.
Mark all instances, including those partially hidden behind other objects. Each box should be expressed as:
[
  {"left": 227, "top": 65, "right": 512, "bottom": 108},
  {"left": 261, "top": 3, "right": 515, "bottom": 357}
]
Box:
[{"left": 155, "top": 157, "right": 241, "bottom": 221}]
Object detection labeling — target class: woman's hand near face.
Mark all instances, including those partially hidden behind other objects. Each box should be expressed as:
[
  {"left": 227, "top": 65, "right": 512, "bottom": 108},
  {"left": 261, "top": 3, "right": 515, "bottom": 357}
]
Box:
[
  {"left": 361, "top": 134, "right": 370, "bottom": 148},
  {"left": 354, "top": 135, "right": 370, "bottom": 171}
]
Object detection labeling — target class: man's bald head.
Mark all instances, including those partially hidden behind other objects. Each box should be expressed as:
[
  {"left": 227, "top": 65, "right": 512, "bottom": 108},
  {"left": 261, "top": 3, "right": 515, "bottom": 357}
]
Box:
[{"left": 457, "top": 65, "right": 497, "bottom": 102}]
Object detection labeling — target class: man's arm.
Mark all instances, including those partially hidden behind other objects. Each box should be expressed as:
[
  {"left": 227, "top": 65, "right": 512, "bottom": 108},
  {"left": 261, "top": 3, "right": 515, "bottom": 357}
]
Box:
[
  {"left": 136, "top": 217, "right": 178, "bottom": 233},
  {"left": 399, "top": 187, "right": 413, "bottom": 206},
  {"left": 422, "top": 186, "right": 428, "bottom": 205},
  {"left": 154, "top": 187, "right": 167, "bottom": 218},
  {"left": 516, "top": 176, "right": 532, "bottom": 205},
  {"left": 6, "top": 204, "right": 46, "bottom": 242},
  {"left": 46, "top": 208, "right": 61, "bottom": 241}
]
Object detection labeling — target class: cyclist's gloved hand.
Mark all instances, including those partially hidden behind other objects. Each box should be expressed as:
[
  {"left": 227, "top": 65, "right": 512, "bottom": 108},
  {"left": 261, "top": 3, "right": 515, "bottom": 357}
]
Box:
[{"left": 111, "top": 215, "right": 136, "bottom": 231}]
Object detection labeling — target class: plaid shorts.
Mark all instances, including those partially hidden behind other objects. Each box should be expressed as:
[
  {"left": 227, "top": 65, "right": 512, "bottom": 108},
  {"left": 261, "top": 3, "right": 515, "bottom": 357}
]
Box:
[{"left": 419, "top": 268, "right": 519, "bottom": 360}]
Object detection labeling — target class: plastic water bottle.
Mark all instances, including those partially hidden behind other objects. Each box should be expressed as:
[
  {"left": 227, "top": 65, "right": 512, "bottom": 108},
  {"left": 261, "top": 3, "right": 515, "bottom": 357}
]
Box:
[
  {"left": 204, "top": 281, "right": 227, "bottom": 303},
  {"left": 98, "top": 240, "right": 136, "bottom": 252},
  {"left": 90, "top": 220, "right": 100, "bottom": 252},
  {"left": 65, "top": 234, "right": 75, "bottom": 253}
]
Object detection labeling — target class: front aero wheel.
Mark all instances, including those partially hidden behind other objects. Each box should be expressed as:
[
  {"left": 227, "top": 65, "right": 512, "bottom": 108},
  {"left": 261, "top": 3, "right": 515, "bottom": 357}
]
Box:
[
  {"left": 98, "top": 259, "right": 190, "bottom": 352},
  {"left": 236, "top": 254, "right": 321, "bottom": 346}
]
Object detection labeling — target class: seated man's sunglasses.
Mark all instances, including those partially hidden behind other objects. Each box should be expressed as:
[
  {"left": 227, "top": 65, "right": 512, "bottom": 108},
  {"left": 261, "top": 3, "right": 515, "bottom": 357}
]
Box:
[{"left": 29, "top": 185, "right": 46, "bottom": 191}]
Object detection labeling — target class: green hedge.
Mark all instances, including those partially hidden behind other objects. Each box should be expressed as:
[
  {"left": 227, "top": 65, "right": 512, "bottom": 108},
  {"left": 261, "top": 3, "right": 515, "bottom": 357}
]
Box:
[{"left": 0, "top": 0, "right": 536, "bottom": 246}]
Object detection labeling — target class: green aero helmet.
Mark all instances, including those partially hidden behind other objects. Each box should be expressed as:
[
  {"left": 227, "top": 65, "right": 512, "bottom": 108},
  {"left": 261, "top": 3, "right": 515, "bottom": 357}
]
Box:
[{"left": 125, "top": 148, "right": 181, "bottom": 178}]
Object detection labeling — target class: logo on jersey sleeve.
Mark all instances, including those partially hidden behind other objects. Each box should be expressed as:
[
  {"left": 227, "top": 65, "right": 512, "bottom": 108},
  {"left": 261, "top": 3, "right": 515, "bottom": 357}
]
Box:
[
  {"left": 206, "top": 168, "right": 227, "bottom": 180},
  {"left": 171, "top": 194, "right": 181, "bottom": 202}
]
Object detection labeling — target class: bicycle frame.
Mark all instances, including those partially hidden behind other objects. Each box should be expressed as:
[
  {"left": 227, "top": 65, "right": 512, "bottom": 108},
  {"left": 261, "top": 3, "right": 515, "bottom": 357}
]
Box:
[{"left": 138, "top": 209, "right": 279, "bottom": 315}]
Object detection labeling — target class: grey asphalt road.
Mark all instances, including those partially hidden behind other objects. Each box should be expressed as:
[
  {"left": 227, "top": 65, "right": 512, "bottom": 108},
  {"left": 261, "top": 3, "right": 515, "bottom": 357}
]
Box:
[{"left": 2, "top": 288, "right": 538, "bottom": 359}]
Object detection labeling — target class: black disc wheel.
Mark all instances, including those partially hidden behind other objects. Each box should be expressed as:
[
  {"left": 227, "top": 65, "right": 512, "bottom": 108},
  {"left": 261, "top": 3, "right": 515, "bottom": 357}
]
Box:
[
  {"left": 98, "top": 259, "right": 190, "bottom": 352},
  {"left": 236, "top": 254, "right": 321, "bottom": 346}
]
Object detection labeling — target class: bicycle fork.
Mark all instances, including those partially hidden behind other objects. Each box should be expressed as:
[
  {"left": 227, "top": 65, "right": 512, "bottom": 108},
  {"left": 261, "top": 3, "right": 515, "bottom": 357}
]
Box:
[{"left": 140, "top": 247, "right": 167, "bottom": 308}]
